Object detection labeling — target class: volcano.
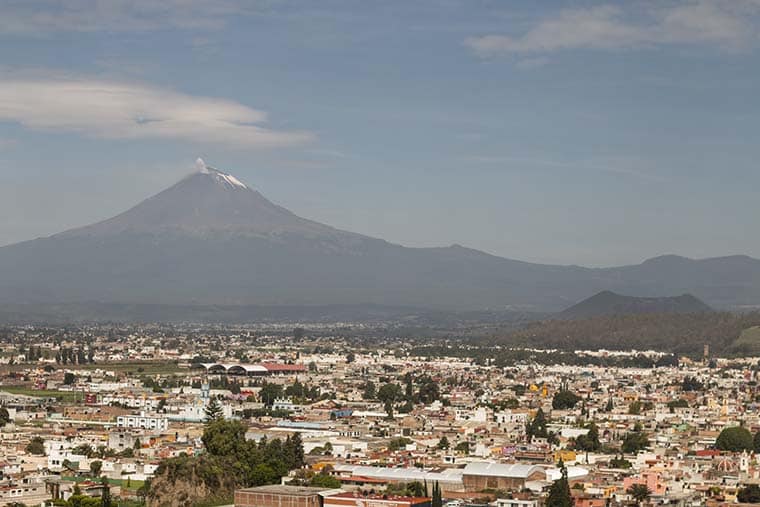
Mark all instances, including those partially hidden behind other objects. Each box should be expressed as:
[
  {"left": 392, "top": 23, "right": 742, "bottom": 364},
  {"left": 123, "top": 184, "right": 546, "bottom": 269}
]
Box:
[{"left": 1, "top": 159, "right": 760, "bottom": 313}]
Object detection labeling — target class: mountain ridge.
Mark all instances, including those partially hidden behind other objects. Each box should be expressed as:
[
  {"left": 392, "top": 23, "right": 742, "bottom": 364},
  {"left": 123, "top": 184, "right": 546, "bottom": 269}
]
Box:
[
  {"left": 559, "top": 290, "right": 713, "bottom": 320},
  {"left": 1, "top": 160, "right": 760, "bottom": 313}
]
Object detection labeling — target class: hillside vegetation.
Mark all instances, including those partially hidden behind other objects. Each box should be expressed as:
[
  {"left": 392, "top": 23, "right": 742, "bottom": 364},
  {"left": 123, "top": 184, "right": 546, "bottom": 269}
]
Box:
[
  {"left": 559, "top": 291, "right": 712, "bottom": 320},
  {"left": 495, "top": 311, "right": 760, "bottom": 355},
  {"left": 146, "top": 420, "right": 304, "bottom": 507}
]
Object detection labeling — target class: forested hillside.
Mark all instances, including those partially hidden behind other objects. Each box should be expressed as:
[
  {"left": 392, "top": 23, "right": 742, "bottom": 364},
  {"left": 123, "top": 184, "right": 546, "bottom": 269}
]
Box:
[{"left": 496, "top": 311, "right": 760, "bottom": 355}]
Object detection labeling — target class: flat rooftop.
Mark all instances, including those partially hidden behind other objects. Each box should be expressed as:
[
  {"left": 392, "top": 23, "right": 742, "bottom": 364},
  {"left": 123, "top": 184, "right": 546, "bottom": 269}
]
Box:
[{"left": 237, "top": 485, "right": 329, "bottom": 496}]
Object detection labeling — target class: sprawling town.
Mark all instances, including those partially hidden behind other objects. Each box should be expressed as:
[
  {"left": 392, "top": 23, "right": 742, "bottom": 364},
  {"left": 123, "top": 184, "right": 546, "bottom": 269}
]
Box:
[{"left": 1, "top": 324, "right": 759, "bottom": 507}]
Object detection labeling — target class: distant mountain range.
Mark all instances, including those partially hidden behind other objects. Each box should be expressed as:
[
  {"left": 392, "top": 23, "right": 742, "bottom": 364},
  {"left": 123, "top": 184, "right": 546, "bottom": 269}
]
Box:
[
  {"left": 559, "top": 291, "right": 713, "bottom": 320},
  {"left": 1, "top": 159, "right": 760, "bottom": 319}
]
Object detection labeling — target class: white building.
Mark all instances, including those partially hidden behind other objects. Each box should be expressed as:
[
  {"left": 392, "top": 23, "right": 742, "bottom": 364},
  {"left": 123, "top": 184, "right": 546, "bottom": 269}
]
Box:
[{"left": 116, "top": 412, "right": 169, "bottom": 431}]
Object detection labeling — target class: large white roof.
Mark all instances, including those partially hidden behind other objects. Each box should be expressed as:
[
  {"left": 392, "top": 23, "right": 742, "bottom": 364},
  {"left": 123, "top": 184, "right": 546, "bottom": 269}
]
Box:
[
  {"left": 463, "top": 462, "right": 545, "bottom": 479},
  {"left": 333, "top": 465, "right": 464, "bottom": 485}
]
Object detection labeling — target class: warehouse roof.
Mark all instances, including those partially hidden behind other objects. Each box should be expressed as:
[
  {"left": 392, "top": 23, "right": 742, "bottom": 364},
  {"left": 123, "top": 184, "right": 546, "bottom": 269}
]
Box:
[{"left": 462, "top": 462, "right": 545, "bottom": 479}]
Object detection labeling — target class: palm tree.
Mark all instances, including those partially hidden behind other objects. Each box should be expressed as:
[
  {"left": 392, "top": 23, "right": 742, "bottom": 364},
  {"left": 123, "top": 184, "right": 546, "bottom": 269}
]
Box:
[{"left": 626, "top": 483, "right": 651, "bottom": 506}]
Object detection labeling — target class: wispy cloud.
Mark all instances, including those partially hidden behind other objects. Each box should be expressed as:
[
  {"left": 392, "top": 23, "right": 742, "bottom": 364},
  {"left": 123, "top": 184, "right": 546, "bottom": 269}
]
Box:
[
  {"left": 0, "top": 75, "right": 313, "bottom": 148},
  {"left": 0, "top": 0, "right": 259, "bottom": 34},
  {"left": 465, "top": 1, "right": 760, "bottom": 56}
]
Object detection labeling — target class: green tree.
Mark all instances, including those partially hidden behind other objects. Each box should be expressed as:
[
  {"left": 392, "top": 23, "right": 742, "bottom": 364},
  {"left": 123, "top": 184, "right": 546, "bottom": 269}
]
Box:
[
  {"left": 259, "top": 382, "right": 284, "bottom": 406},
  {"left": 526, "top": 408, "right": 549, "bottom": 440},
  {"left": 309, "top": 473, "right": 341, "bottom": 488},
  {"left": 90, "top": 460, "right": 102, "bottom": 477},
  {"left": 552, "top": 390, "right": 581, "bottom": 410},
  {"left": 204, "top": 397, "right": 224, "bottom": 423},
  {"left": 738, "top": 484, "right": 760, "bottom": 503},
  {"left": 284, "top": 433, "right": 305, "bottom": 469},
  {"left": 388, "top": 437, "right": 412, "bottom": 451},
  {"left": 25, "top": 436, "right": 45, "bottom": 455},
  {"left": 545, "top": 464, "right": 572, "bottom": 507},
  {"left": 667, "top": 399, "right": 689, "bottom": 411},
  {"left": 362, "top": 381, "right": 376, "bottom": 400},
  {"left": 682, "top": 376, "right": 703, "bottom": 392},
  {"left": 407, "top": 482, "right": 425, "bottom": 497},
  {"left": 63, "top": 372, "right": 76, "bottom": 385},
  {"left": 202, "top": 419, "right": 248, "bottom": 457},
  {"left": 0, "top": 407, "right": 10, "bottom": 426},
  {"left": 627, "top": 483, "right": 651, "bottom": 505},
  {"left": 431, "top": 481, "right": 442, "bottom": 507},
  {"left": 417, "top": 376, "right": 441, "bottom": 404},
  {"left": 101, "top": 476, "right": 111, "bottom": 507},
  {"left": 609, "top": 454, "right": 632, "bottom": 469},
  {"left": 574, "top": 422, "right": 601, "bottom": 452},
  {"left": 716, "top": 426, "right": 754, "bottom": 452},
  {"left": 251, "top": 463, "right": 277, "bottom": 485},
  {"left": 377, "top": 382, "right": 403, "bottom": 419},
  {"left": 621, "top": 424, "right": 650, "bottom": 454}
]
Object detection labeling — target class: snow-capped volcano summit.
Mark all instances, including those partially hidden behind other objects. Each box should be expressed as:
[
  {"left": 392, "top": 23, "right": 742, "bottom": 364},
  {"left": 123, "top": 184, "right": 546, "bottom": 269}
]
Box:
[
  {"left": 53, "top": 159, "right": 345, "bottom": 239},
  {"left": 195, "top": 158, "right": 248, "bottom": 190}
]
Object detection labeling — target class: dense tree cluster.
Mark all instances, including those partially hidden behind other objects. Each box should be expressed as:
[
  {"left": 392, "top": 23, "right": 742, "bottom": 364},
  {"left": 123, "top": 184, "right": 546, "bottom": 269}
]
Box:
[
  {"left": 715, "top": 426, "right": 754, "bottom": 452},
  {"left": 681, "top": 376, "right": 704, "bottom": 392},
  {"left": 574, "top": 423, "right": 601, "bottom": 452},
  {"left": 148, "top": 420, "right": 304, "bottom": 506},
  {"left": 738, "top": 484, "right": 760, "bottom": 503},
  {"left": 621, "top": 424, "right": 650, "bottom": 454},
  {"left": 552, "top": 390, "right": 581, "bottom": 410}
]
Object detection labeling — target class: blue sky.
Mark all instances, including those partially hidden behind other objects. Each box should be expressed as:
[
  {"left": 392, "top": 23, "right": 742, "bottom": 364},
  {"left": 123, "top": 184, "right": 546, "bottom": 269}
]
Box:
[{"left": 0, "top": 0, "right": 759, "bottom": 266}]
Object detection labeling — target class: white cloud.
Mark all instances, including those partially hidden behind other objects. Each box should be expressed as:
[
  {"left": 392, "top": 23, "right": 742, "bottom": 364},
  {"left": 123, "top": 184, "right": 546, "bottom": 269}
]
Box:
[
  {"left": 0, "top": 76, "right": 312, "bottom": 148},
  {"left": 465, "top": 1, "right": 760, "bottom": 56},
  {"left": 0, "top": 0, "right": 257, "bottom": 34}
]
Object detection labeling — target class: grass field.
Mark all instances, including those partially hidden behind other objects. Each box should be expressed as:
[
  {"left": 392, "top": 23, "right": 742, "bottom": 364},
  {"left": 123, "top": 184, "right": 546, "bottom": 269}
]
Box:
[
  {"left": 0, "top": 361, "right": 187, "bottom": 376},
  {"left": 0, "top": 386, "right": 82, "bottom": 402},
  {"left": 62, "top": 476, "right": 145, "bottom": 491}
]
